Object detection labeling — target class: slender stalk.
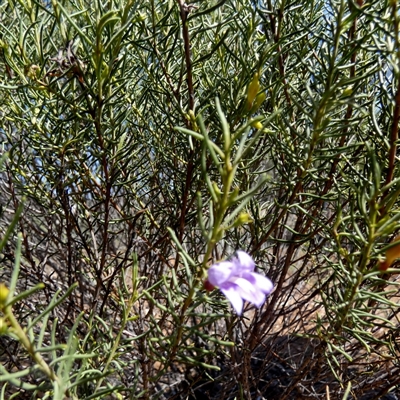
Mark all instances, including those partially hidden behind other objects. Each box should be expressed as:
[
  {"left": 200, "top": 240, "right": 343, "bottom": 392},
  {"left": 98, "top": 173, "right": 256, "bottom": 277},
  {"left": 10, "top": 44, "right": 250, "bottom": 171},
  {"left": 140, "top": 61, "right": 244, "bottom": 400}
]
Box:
[{"left": 4, "top": 306, "right": 62, "bottom": 389}]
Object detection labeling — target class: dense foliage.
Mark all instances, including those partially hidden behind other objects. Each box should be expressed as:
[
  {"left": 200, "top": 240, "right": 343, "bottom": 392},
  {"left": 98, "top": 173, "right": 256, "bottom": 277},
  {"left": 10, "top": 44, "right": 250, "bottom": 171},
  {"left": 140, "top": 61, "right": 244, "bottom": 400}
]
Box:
[{"left": 0, "top": 0, "right": 399, "bottom": 399}]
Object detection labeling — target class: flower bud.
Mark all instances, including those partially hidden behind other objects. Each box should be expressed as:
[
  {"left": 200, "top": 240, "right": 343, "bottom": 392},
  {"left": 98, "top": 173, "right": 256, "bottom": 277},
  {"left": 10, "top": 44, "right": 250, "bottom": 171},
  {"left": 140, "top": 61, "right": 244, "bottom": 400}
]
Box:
[
  {"left": 212, "top": 181, "right": 222, "bottom": 196},
  {"left": 342, "top": 87, "right": 353, "bottom": 97},
  {"left": 250, "top": 121, "right": 263, "bottom": 130},
  {"left": 246, "top": 72, "right": 260, "bottom": 110},
  {"left": 188, "top": 109, "right": 196, "bottom": 122},
  {"left": 250, "top": 91, "right": 266, "bottom": 113},
  {"left": 0, "top": 283, "right": 10, "bottom": 307},
  {"left": 227, "top": 187, "right": 239, "bottom": 205},
  {"left": 233, "top": 212, "right": 253, "bottom": 227}
]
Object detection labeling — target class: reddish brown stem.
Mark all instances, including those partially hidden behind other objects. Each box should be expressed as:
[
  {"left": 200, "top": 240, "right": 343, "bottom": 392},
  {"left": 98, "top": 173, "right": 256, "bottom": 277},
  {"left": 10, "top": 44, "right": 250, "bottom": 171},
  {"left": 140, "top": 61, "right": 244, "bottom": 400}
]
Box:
[
  {"left": 385, "top": 78, "right": 400, "bottom": 188},
  {"left": 177, "top": 0, "right": 195, "bottom": 112}
]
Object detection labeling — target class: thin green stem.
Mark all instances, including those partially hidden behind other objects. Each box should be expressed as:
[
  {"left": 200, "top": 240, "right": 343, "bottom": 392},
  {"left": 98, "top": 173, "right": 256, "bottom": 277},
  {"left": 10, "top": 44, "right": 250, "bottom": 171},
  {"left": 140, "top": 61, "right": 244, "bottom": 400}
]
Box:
[{"left": 4, "top": 306, "right": 61, "bottom": 387}]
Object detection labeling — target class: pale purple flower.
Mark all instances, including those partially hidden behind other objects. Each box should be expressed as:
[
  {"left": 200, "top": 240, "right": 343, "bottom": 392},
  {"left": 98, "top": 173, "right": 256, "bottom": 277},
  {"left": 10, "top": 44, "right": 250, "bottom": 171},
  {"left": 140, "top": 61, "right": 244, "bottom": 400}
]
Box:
[{"left": 205, "top": 251, "right": 273, "bottom": 315}]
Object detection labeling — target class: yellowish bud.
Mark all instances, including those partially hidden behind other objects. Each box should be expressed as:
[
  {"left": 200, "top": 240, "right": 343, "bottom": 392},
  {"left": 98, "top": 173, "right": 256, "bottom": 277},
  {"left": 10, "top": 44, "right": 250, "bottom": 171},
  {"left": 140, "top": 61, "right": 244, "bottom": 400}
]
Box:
[
  {"left": 227, "top": 187, "right": 240, "bottom": 205},
  {"left": 233, "top": 212, "right": 253, "bottom": 227},
  {"left": 246, "top": 72, "right": 260, "bottom": 110},
  {"left": 212, "top": 182, "right": 222, "bottom": 196},
  {"left": 0, "top": 283, "right": 10, "bottom": 307},
  {"left": 250, "top": 91, "right": 266, "bottom": 113},
  {"left": 188, "top": 109, "right": 196, "bottom": 121},
  {"left": 250, "top": 121, "right": 263, "bottom": 129},
  {"left": 339, "top": 248, "right": 349, "bottom": 257},
  {"left": 342, "top": 87, "right": 353, "bottom": 97}
]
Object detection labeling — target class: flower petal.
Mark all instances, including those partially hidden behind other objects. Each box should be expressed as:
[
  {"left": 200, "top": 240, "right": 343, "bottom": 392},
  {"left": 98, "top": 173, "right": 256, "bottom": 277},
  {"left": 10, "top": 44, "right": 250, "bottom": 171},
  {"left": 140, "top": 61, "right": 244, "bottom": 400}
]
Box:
[
  {"left": 246, "top": 272, "right": 274, "bottom": 295},
  {"left": 234, "top": 250, "right": 255, "bottom": 272},
  {"left": 231, "top": 276, "right": 256, "bottom": 295},
  {"left": 248, "top": 291, "right": 266, "bottom": 308},
  {"left": 232, "top": 277, "right": 265, "bottom": 306},
  {"left": 220, "top": 285, "right": 244, "bottom": 315},
  {"left": 207, "top": 261, "right": 234, "bottom": 287}
]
